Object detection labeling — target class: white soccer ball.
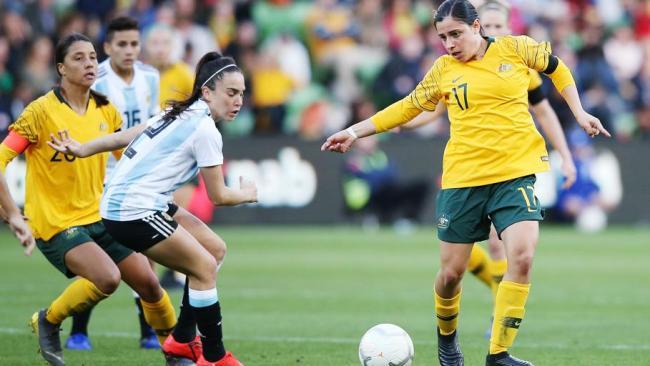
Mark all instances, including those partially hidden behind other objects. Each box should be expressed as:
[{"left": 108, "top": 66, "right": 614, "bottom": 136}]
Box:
[{"left": 358, "top": 323, "right": 414, "bottom": 366}]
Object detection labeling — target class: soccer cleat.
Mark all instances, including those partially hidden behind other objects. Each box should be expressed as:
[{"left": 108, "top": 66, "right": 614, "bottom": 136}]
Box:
[
  {"left": 140, "top": 334, "right": 161, "bottom": 349},
  {"left": 486, "top": 352, "right": 534, "bottom": 366},
  {"left": 437, "top": 328, "right": 464, "bottom": 366},
  {"left": 65, "top": 333, "right": 92, "bottom": 350},
  {"left": 163, "top": 334, "right": 202, "bottom": 362},
  {"left": 30, "top": 309, "right": 65, "bottom": 366},
  {"left": 196, "top": 352, "right": 243, "bottom": 366}
]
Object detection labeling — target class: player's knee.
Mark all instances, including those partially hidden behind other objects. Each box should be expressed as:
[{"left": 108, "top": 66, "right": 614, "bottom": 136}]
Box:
[
  {"left": 213, "top": 237, "right": 227, "bottom": 263},
  {"left": 135, "top": 273, "right": 164, "bottom": 302},
  {"left": 94, "top": 269, "right": 121, "bottom": 294},
  {"left": 509, "top": 250, "right": 534, "bottom": 277},
  {"left": 191, "top": 255, "right": 218, "bottom": 286},
  {"left": 438, "top": 267, "right": 465, "bottom": 288}
]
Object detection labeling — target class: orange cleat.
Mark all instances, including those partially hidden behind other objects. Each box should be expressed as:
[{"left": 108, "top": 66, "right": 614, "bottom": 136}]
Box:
[
  {"left": 196, "top": 352, "right": 243, "bottom": 366},
  {"left": 162, "top": 334, "right": 202, "bottom": 362}
]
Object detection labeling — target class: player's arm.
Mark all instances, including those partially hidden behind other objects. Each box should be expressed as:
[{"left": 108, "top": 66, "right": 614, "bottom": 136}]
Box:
[
  {"left": 400, "top": 102, "right": 447, "bottom": 130},
  {"left": 530, "top": 98, "right": 576, "bottom": 188},
  {"left": 200, "top": 165, "right": 257, "bottom": 206},
  {"left": 322, "top": 61, "right": 442, "bottom": 153},
  {"left": 0, "top": 170, "right": 35, "bottom": 254},
  {"left": 516, "top": 35, "right": 610, "bottom": 138},
  {"left": 47, "top": 123, "right": 147, "bottom": 158}
]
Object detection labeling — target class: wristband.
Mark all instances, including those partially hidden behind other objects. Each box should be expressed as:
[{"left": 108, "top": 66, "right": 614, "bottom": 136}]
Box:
[{"left": 346, "top": 127, "right": 358, "bottom": 139}]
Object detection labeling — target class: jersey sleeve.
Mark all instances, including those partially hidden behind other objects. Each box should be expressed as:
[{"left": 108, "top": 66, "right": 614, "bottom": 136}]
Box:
[
  {"left": 527, "top": 70, "right": 546, "bottom": 105},
  {"left": 192, "top": 118, "right": 223, "bottom": 168},
  {"left": 371, "top": 59, "right": 444, "bottom": 132},
  {"left": 509, "top": 35, "right": 553, "bottom": 73},
  {"left": 104, "top": 103, "right": 123, "bottom": 133},
  {"left": 9, "top": 100, "right": 44, "bottom": 144}
]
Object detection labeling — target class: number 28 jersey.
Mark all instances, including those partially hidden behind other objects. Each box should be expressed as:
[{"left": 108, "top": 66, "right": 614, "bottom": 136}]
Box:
[{"left": 101, "top": 99, "right": 223, "bottom": 221}]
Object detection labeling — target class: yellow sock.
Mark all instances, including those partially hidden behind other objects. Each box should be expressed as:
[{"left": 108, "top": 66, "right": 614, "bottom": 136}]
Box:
[
  {"left": 434, "top": 289, "right": 461, "bottom": 335},
  {"left": 490, "top": 259, "right": 508, "bottom": 300},
  {"left": 46, "top": 278, "right": 109, "bottom": 325},
  {"left": 489, "top": 281, "right": 530, "bottom": 354},
  {"left": 141, "top": 290, "right": 177, "bottom": 345},
  {"left": 467, "top": 245, "right": 493, "bottom": 289}
]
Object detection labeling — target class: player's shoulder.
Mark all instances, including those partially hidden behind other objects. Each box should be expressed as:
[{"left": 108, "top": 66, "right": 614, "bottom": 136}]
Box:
[
  {"left": 429, "top": 54, "right": 454, "bottom": 73},
  {"left": 135, "top": 61, "right": 160, "bottom": 77},
  {"left": 97, "top": 59, "right": 111, "bottom": 79}
]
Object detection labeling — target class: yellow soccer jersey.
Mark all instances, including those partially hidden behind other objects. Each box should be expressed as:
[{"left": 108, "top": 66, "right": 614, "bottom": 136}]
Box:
[
  {"left": 372, "top": 35, "right": 575, "bottom": 189},
  {"left": 9, "top": 89, "right": 121, "bottom": 240},
  {"left": 159, "top": 62, "right": 194, "bottom": 109},
  {"left": 528, "top": 69, "right": 543, "bottom": 91}
]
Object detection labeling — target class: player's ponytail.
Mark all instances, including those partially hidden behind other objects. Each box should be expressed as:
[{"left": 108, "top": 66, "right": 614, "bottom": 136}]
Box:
[
  {"left": 434, "top": 0, "right": 485, "bottom": 37},
  {"left": 162, "top": 52, "right": 241, "bottom": 123}
]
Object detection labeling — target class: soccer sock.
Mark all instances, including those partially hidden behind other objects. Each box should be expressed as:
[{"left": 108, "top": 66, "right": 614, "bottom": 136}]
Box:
[
  {"left": 134, "top": 294, "right": 155, "bottom": 339},
  {"left": 190, "top": 287, "right": 226, "bottom": 362},
  {"left": 70, "top": 306, "right": 93, "bottom": 335},
  {"left": 172, "top": 278, "right": 197, "bottom": 343},
  {"left": 489, "top": 281, "right": 530, "bottom": 354},
  {"left": 140, "top": 290, "right": 177, "bottom": 346},
  {"left": 46, "top": 278, "right": 109, "bottom": 325},
  {"left": 490, "top": 259, "right": 508, "bottom": 300},
  {"left": 467, "top": 245, "right": 493, "bottom": 289},
  {"left": 434, "top": 289, "right": 461, "bottom": 336}
]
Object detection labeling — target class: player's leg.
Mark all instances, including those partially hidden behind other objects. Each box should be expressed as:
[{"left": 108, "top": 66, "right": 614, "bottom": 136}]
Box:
[
  {"left": 133, "top": 259, "right": 162, "bottom": 349},
  {"left": 434, "top": 186, "right": 491, "bottom": 366},
  {"left": 143, "top": 226, "right": 241, "bottom": 365},
  {"left": 66, "top": 295, "right": 94, "bottom": 350},
  {"left": 486, "top": 175, "right": 542, "bottom": 366},
  {"left": 466, "top": 244, "right": 493, "bottom": 289},
  {"left": 32, "top": 227, "right": 122, "bottom": 366},
  {"left": 487, "top": 225, "right": 507, "bottom": 299}
]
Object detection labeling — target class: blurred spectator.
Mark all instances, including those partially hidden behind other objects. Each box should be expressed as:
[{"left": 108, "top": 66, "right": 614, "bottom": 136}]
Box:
[
  {"left": 251, "top": 49, "right": 294, "bottom": 134},
  {"left": 341, "top": 98, "right": 428, "bottom": 231},
  {"left": 556, "top": 128, "right": 621, "bottom": 232},
  {"left": 209, "top": 0, "right": 237, "bottom": 51},
  {"left": 0, "top": 35, "right": 13, "bottom": 139},
  {"left": 372, "top": 36, "right": 424, "bottom": 109},
  {"left": 173, "top": 0, "right": 220, "bottom": 68},
  {"left": 24, "top": 0, "right": 57, "bottom": 36},
  {"left": 129, "top": 0, "right": 157, "bottom": 31},
  {"left": 21, "top": 35, "right": 56, "bottom": 97},
  {"left": 384, "top": 0, "right": 421, "bottom": 51}
]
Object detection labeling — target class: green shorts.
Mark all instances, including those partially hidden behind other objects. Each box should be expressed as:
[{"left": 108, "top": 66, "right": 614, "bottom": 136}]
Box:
[
  {"left": 36, "top": 221, "right": 134, "bottom": 278},
  {"left": 435, "top": 175, "right": 544, "bottom": 243}
]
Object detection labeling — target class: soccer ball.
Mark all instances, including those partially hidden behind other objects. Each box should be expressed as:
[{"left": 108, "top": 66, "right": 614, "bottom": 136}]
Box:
[{"left": 358, "top": 324, "right": 414, "bottom": 366}]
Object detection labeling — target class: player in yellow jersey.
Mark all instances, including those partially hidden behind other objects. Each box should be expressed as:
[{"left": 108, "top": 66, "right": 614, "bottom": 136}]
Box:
[
  {"left": 322, "top": 1, "right": 609, "bottom": 365},
  {"left": 0, "top": 33, "right": 177, "bottom": 366},
  {"left": 400, "top": 0, "right": 577, "bottom": 333}
]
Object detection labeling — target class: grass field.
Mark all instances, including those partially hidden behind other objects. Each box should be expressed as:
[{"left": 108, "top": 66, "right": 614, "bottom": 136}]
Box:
[{"left": 0, "top": 225, "right": 649, "bottom": 366}]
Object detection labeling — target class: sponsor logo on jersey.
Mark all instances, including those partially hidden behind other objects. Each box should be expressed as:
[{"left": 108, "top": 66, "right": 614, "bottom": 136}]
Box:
[
  {"left": 99, "top": 121, "right": 108, "bottom": 131},
  {"left": 498, "top": 63, "right": 513, "bottom": 73}
]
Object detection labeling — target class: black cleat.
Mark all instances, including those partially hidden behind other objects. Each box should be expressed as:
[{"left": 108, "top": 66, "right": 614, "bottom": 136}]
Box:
[
  {"left": 30, "top": 309, "right": 65, "bottom": 366},
  {"left": 486, "top": 352, "right": 534, "bottom": 366},
  {"left": 437, "top": 328, "right": 464, "bottom": 366}
]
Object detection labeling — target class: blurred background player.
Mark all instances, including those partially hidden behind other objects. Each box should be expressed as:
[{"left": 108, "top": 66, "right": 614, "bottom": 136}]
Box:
[
  {"left": 67, "top": 16, "right": 162, "bottom": 351},
  {"left": 401, "top": 0, "right": 577, "bottom": 326}
]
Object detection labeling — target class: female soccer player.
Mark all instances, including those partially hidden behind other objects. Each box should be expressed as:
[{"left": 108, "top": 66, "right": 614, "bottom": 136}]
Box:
[
  {"left": 402, "top": 0, "right": 577, "bottom": 319},
  {"left": 49, "top": 52, "right": 254, "bottom": 366},
  {"left": 0, "top": 33, "right": 177, "bottom": 366},
  {"left": 322, "top": 1, "right": 609, "bottom": 365}
]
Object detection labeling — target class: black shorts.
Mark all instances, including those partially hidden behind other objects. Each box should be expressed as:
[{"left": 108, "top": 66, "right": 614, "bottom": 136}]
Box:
[{"left": 102, "top": 203, "right": 179, "bottom": 252}]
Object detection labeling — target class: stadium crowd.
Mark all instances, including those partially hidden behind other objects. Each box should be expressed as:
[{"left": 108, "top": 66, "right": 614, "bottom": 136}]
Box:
[{"left": 0, "top": 0, "right": 649, "bottom": 141}]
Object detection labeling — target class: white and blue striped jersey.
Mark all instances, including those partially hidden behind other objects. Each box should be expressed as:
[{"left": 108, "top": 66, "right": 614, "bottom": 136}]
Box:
[
  {"left": 100, "top": 100, "right": 223, "bottom": 221},
  {"left": 94, "top": 59, "right": 161, "bottom": 179}
]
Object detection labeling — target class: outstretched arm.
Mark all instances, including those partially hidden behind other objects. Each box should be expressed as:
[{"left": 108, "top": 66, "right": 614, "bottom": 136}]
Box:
[
  {"left": 530, "top": 100, "right": 576, "bottom": 188},
  {"left": 320, "top": 119, "right": 377, "bottom": 153},
  {"left": 47, "top": 123, "right": 147, "bottom": 158},
  {"left": 0, "top": 171, "right": 35, "bottom": 255},
  {"left": 201, "top": 165, "right": 257, "bottom": 206},
  {"left": 400, "top": 102, "right": 447, "bottom": 130}
]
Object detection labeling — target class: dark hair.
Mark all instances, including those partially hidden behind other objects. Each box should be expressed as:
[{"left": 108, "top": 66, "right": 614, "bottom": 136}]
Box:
[
  {"left": 55, "top": 32, "right": 109, "bottom": 106},
  {"left": 162, "top": 52, "right": 241, "bottom": 123},
  {"left": 434, "top": 0, "right": 481, "bottom": 31},
  {"left": 105, "top": 16, "right": 139, "bottom": 43}
]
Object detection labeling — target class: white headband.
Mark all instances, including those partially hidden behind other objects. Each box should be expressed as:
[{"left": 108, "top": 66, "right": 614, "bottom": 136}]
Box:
[{"left": 201, "top": 64, "right": 237, "bottom": 88}]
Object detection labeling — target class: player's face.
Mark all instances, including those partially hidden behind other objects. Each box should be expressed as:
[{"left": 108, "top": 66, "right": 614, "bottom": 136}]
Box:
[
  {"left": 105, "top": 30, "right": 141, "bottom": 72},
  {"left": 203, "top": 71, "right": 245, "bottom": 122},
  {"left": 436, "top": 16, "right": 482, "bottom": 62},
  {"left": 145, "top": 30, "right": 172, "bottom": 68},
  {"left": 480, "top": 9, "right": 510, "bottom": 37},
  {"left": 58, "top": 41, "right": 98, "bottom": 87}
]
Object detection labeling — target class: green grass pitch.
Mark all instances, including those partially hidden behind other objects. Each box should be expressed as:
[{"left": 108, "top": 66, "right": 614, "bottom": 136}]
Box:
[{"left": 0, "top": 225, "right": 648, "bottom": 365}]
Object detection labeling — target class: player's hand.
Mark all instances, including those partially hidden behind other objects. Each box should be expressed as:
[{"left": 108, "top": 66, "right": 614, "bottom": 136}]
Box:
[
  {"left": 7, "top": 213, "right": 35, "bottom": 256},
  {"left": 576, "top": 111, "right": 611, "bottom": 138},
  {"left": 239, "top": 176, "right": 258, "bottom": 203},
  {"left": 47, "top": 130, "right": 85, "bottom": 157},
  {"left": 321, "top": 130, "right": 356, "bottom": 153},
  {"left": 560, "top": 158, "right": 577, "bottom": 189}
]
